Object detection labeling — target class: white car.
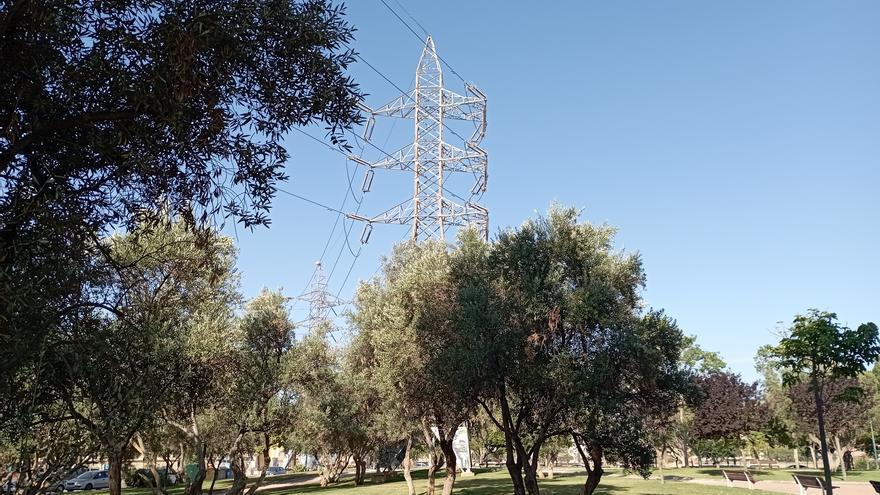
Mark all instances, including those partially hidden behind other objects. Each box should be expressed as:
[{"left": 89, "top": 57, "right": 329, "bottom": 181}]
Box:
[
  {"left": 265, "top": 467, "right": 286, "bottom": 476},
  {"left": 64, "top": 471, "right": 108, "bottom": 491}
]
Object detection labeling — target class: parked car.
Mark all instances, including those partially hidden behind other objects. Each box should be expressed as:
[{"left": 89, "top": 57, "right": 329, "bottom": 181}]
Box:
[
  {"left": 54, "top": 468, "right": 90, "bottom": 491},
  {"left": 64, "top": 471, "right": 109, "bottom": 491},
  {"left": 265, "top": 467, "right": 286, "bottom": 476}
]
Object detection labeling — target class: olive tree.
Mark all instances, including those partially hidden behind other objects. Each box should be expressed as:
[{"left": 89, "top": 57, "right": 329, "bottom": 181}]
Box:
[
  {"left": 0, "top": 0, "right": 362, "bottom": 465},
  {"left": 455, "top": 207, "right": 690, "bottom": 495},
  {"left": 350, "top": 240, "right": 482, "bottom": 495}
]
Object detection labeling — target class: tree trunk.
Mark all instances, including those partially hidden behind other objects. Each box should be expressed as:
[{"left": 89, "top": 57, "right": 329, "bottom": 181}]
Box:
[
  {"left": 518, "top": 439, "right": 540, "bottom": 495},
  {"left": 353, "top": 455, "right": 363, "bottom": 486},
  {"left": 812, "top": 376, "right": 834, "bottom": 495},
  {"left": 439, "top": 434, "right": 458, "bottom": 495},
  {"left": 243, "top": 433, "right": 271, "bottom": 495},
  {"left": 503, "top": 442, "right": 526, "bottom": 495},
  {"left": 834, "top": 436, "right": 846, "bottom": 480},
  {"left": 422, "top": 420, "right": 441, "bottom": 495},
  {"left": 492, "top": 386, "right": 527, "bottom": 495},
  {"left": 583, "top": 457, "right": 604, "bottom": 495},
  {"left": 403, "top": 436, "right": 416, "bottom": 495},
  {"left": 679, "top": 408, "right": 690, "bottom": 468},
  {"left": 573, "top": 435, "right": 603, "bottom": 495},
  {"left": 794, "top": 447, "right": 800, "bottom": 469},
  {"left": 186, "top": 442, "right": 207, "bottom": 495},
  {"left": 658, "top": 448, "right": 665, "bottom": 484},
  {"left": 107, "top": 448, "right": 125, "bottom": 495},
  {"left": 226, "top": 457, "right": 247, "bottom": 495},
  {"left": 206, "top": 456, "right": 219, "bottom": 495},
  {"left": 224, "top": 431, "right": 248, "bottom": 495}
]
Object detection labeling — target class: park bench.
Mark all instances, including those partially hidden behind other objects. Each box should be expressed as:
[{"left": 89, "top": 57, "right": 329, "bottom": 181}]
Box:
[
  {"left": 792, "top": 474, "right": 837, "bottom": 495},
  {"left": 722, "top": 470, "right": 757, "bottom": 490},
  {"left": 869, "top": 480, "right": 880, "bottom": 493}
]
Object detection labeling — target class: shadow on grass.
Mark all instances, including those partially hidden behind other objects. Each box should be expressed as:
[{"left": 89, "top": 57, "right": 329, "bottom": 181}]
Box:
[{"left": 254, "top": 469, "right": 633, "bottom": 495}]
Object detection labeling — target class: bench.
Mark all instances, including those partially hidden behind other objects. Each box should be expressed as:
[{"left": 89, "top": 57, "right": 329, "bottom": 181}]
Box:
[
  {"left": 792, "top": 474, "right": 837, "bottom": 495},
  {"left": 722, "top": 470, "right": 757, "bottom": 490},
  {"left": 869, "top": 480, "right": 880, "bottom": 493}
]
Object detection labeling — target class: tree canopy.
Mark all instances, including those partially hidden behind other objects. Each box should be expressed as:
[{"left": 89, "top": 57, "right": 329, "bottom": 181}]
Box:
[{"left": 0, "top": 1, "right": 363, "bottom": 454}]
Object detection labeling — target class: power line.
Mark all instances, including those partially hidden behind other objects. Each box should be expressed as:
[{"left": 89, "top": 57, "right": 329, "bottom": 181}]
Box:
[
  {"left": 356, "top": 53, "right": 473, "bottom": 145},
  {"left": 391, "top": 0, "right": 429, "bottom": 38},
  {"left": 276, "top": 187, "right": 347, "bottom": 216},
  {"left": 292, "top": 122, "right": 478, "bottom": 207},
  {"left": 377, "top": 0, "right": 467, "bottom": 83}
]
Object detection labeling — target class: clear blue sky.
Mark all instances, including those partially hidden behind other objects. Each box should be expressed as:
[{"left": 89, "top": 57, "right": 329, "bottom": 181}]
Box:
[{"left": 227, "top": 1, "right": 880, "bottom": 381}]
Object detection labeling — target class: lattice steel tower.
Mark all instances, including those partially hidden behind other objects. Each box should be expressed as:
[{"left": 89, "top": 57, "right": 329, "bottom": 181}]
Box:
[
  {"left": 296, "top": 261, "right": 344, "bottom": 330},
  {"left": 349, "top": 36, "right": 488, "bottom": 243}
]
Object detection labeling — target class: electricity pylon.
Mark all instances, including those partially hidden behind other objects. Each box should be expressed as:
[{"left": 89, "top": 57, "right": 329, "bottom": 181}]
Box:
[
  {"left": 296, "top": 261, "right": 344, "bottom": 330},
  {"left": 349, "top": 36, "right": 488, "bottom": 243}
]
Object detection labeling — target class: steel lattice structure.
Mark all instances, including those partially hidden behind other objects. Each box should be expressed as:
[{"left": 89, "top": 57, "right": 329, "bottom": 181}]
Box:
[
  {"left": 349, "top": 36, "right": 488, "bottom": 243},
  {"left": 296, "top": 261, "right": 345, "bottom": 330}
]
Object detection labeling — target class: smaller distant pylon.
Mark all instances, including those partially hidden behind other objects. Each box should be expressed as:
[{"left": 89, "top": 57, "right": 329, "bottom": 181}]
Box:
[{"left": 296, "top": 261, "right": 345, "bottom": 330}]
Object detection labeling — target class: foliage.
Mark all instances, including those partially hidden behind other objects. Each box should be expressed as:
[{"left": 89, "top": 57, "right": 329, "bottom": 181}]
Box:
[
  {"left": 680, "top": 337, "right": 727, "bottom": 375},
  {"left": 351, "top": 240, "right": 483, "bottom": 495},
  {"left": 787, "top": 378, "right": 873, "bottom": 443},
  {"left": 569, "top": 310, "right": 691, "bottom": 494},
  {"left": 289, "top": 325, "right": 378, "bottom": 487},
  {"left": 768, "top": 309, "right": 879, "bottom": 493},
  {"left": 468, "top": 409, "right": 506, "bottom": 468},
  {"left": 0, "top": 2, "right": 362, "bottom": 481},
  {"left": 692, "top": 372, "right": 767, "bottom": 440},
  {"left": 690, "top": 438, "right": 739, "bottom": 466},
  {"left": 223, "top": 289, "right": 297, "bottom": 495},
  {"left": 445, "top": 206, "right": 691, "bottom": 495},
  {"left": 771, "top": 310, "right": 879, "bottom": 390}
]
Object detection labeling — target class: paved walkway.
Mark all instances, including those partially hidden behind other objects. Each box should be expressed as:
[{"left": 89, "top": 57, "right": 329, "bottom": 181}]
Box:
[{"left": 685, "top": 476, "right": 877, "bottom": 495}]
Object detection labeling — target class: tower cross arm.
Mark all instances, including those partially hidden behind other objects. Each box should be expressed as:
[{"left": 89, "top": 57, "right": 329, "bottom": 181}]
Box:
[
  {"left": 441, "top": 86, "right": 486, "bottom": 121},
  {"left": 368, "top": 92, "right": 417, "bottom": 118},
  {"left": 348, "top": 201, "right": 415, "bottom": 226},
  {"left": 440, "top": 142, "right": 487, "bottom": 173}
]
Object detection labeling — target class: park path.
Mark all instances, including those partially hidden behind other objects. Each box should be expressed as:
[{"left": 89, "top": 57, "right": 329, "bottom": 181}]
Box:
[
  {"left": 252, "top": 475, "right": 322, "bottom": 493},
  {"left": 684, "top": 477, "right": 876, "bottom": 495}
]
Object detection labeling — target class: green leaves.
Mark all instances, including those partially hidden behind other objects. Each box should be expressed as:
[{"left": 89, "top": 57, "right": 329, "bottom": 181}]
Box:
[{"left": 770, "top": 309, "right": 880, "bottom": 388}]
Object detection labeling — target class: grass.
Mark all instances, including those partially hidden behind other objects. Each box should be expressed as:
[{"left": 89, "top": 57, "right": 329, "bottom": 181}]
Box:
[
  {"left": 655, "top": 466, "right": 880, "bottom": 482},
  {"left": 234, "top": 469, "right": 779, "bottom": 495},
  {"left": 102, "top": 465, "right": 880, "bottom": 495}
]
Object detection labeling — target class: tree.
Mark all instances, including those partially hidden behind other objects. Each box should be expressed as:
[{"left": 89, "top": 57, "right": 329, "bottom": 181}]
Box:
[
  {"left": 224, "top": 289, "right": 296, "bottom": 495},
  {"left": 769, "top": 309, "right": 879, "bottom": 495},
  {"left": 567, "top": 311, "right": 691, "bottom": 495},
  {"left": 0, "top": 0, "right": 362, "bottom": 452},
  {"left": 289, "top": 324, "right": 385, "bottom": 488},
  {"left": 347, "top": 317, "right": 421, "bottom": 495},
  {"left": 457, "top": 206, "right": 690, "bottom": 495},
  {"left": 788, "top": 378, "right": 874, "bottom": 478},
  {"left": 350, "top": 240, "right": 482, "bottom": 495},
  {"left": 680, "top": 336, "right": 727, "bottom": 375},
  {"left": 48, "top": 219, "right": 241, "bottom": 495},
  {"left": 755, "top": 344, "right": 806, "bottom": 467},
  {"left": 692, "top": 372, "right": 767, "bottom": 441},
  {"left": 670, "top": 337, "right": 726, "bottom": 467}
]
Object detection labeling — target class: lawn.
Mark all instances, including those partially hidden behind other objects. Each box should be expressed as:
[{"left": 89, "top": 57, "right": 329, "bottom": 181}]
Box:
[
  {"left": 248, "top": 469, "right": 779, "bottom": 495},
  {"left": 655, "top": 466, "right": 880, "bottom": 483}
]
